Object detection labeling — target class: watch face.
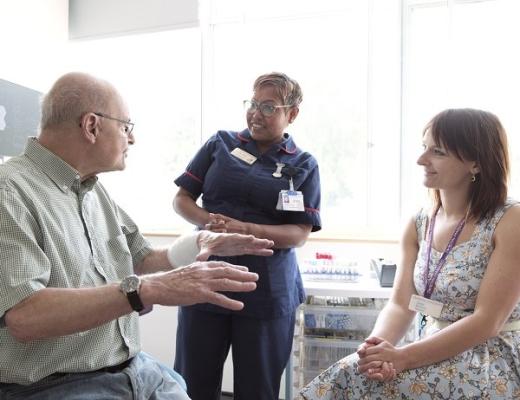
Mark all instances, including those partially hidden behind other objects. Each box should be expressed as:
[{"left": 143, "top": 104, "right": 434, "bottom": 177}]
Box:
[{"left": 122, "top": 275, "right": 140, "bottom": 292}]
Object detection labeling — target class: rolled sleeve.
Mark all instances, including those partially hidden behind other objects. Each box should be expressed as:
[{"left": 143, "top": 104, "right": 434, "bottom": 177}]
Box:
[{"left": 117, "top": 206, "right": 153, "bottom": 265}]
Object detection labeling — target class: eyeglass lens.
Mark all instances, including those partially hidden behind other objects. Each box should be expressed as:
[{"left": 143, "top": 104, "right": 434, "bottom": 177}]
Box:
[{"left": 244, "top": 100, "right": 276, "bottom": 117}]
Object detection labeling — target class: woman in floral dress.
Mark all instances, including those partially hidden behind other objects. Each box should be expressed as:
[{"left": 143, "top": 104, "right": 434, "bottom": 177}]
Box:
[{"left": 301, "top": 108, "right": 520, "bottom": 399}]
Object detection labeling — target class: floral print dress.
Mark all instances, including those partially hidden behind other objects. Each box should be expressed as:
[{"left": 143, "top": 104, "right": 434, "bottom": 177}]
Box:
[{"left": 300, "top": 200, "right": 520, "bottom": 400}]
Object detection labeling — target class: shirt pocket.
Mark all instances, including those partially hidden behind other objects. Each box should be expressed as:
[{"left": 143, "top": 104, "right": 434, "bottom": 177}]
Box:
[{"left": 102, "top": 234, "right": 133, "bottom": 279}]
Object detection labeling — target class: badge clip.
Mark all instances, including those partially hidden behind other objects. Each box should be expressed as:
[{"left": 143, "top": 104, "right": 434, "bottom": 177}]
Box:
[{"left": 272, "top": 163, "right": 285, "bottom": 178}]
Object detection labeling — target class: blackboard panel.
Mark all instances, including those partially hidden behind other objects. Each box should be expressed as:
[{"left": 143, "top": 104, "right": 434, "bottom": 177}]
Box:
[{"left": 0, "top": 79, "right": 42, "bottom": 157}]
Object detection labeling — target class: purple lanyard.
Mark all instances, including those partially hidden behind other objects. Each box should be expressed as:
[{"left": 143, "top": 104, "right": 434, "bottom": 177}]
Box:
[{"left": 423, "top": 208, "right": 466, "bottom": 299}]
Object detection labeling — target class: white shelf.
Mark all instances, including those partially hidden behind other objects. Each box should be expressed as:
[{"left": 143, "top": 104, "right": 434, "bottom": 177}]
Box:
[
  {"left": 300, "top": 337, "right": 362, "bottom": 348},
  {"left": 302, "top": 277, "right": 392, "bottom": 298},
  {"left": 301, "top": 304, "right": 381, "bottom": 316}
]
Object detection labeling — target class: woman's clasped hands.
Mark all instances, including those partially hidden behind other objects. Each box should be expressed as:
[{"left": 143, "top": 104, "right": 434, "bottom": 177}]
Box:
[
  {"left": 205, "top": 213, "right": 250, "bottom": 235},
  {"left": 356, "top": 336, "right": 405, "bottom": 382}
]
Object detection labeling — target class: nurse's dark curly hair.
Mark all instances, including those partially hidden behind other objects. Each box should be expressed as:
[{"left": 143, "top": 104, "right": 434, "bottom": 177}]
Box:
[{"left": 253, "top": 72, "right": 303, "bottom": 108}]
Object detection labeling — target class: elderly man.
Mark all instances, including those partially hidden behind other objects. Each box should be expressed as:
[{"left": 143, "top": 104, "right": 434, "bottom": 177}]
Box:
[{"left": 0, "top": 72, "right": 273, "bottom": 399}]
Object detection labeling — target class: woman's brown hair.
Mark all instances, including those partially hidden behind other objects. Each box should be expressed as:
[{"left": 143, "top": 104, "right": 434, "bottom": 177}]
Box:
[{"left": 424, "top": 108, "right": 509, "bottom": 221}]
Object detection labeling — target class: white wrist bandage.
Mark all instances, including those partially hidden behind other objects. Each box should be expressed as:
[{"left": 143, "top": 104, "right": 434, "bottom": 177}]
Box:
[{"left": 166, "top": 231, "right": 201, "bottom": 268}]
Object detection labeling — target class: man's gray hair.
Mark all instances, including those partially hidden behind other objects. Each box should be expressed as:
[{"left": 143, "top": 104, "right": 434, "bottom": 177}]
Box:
[{"left": 40, "top": 72, "right": 113, "bottom": 129}]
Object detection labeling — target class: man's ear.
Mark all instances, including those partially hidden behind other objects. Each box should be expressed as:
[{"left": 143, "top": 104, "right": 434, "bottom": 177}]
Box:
[
  {"left": 288, "top": 107, "right": 299, "bottom": 124},
  {"left": 79, "top": 113, "right": 98, "bottom": 143}
]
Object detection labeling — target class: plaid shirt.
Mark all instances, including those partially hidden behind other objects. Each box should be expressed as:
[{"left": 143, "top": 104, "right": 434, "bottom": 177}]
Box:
[{"left": 0, "top": 138, "right": 152, "bottom": 385}]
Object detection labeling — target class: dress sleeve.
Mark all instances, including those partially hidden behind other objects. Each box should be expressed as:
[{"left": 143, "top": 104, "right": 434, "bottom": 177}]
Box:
[
  {"left": 174, "top": 135, "right": 218, "bottom": 199},
  {"left": 415, "top": 208, "right": 428, "bottom": 241}
]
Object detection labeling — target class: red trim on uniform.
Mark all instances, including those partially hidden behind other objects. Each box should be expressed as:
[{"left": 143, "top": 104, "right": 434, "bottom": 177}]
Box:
[
  {"left": 185, "top": 171, "right": 203, "bottom": 183},
  {"left": 278, "top": 145, "right": 298, "bottom": 155},
  {"left": 237, "top": 131, "right": 250, "bottom": 143},
  {"left": 305, "top": 207, "right": 320, "bottom": 213}
]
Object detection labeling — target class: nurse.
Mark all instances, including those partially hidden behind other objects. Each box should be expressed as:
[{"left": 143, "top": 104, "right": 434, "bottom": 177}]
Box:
[{"left": 173, "top": 72, "right": 322, "bottom": 400}]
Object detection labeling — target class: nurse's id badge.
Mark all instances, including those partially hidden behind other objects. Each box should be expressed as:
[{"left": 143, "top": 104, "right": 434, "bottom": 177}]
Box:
[
  {"left": 231, "top": 148, "right": 257, "bottom": 165},
  {"left": 276, "top": 190, "right": 304, "bottom": 212},
  {"left": 408, "top": 294, "right": 443, "bottom": 318},
  {"left": 276, "top": 177, "right": 304, "bottom": 212}
]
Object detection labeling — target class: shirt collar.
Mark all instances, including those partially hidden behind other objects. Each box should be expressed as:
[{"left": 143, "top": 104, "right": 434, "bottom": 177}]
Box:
[
  {"left": 277, "top": 132, "right": 298, "bottom": 155},
  {"left": 237, "top": 129, "right": 252, "bottom": 143},
  {"left": 24, "top": 137, "right": 97, "bottom": 193},
  {"left": 238, "top": 129, "right": 299, "bottom": 155}
]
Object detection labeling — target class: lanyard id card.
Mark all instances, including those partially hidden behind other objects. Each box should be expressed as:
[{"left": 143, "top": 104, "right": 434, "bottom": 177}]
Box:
[
  {"left": 408, "top": 294, "right": 443, "bottom": 318},
  {"left": 276, "top": 178, "right": 305, "bottom": 212}
]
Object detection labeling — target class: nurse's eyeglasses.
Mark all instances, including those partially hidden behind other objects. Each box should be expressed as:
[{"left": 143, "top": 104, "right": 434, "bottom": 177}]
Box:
[
  {"left": 94, "top": 112, "right": 135, "bottom": 136},
  {"left": 243, "top": 100, "right": 292, "bottom": 117}
]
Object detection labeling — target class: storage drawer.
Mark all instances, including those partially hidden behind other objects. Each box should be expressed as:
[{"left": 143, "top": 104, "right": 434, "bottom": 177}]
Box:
[
  {"left": 298, "top": 337, "right": 359, "bottom": 370},
  {"left": 302, "top": 305, "right": 379, "bottom": 339}
]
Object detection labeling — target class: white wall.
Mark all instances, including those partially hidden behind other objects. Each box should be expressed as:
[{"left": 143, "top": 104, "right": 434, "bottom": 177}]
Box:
[
  {"left": 69, "top": 0, "right": 198, "bottom": 39},
  {"left": 0, "top": 0, "right": 69, "bottom": 91}
]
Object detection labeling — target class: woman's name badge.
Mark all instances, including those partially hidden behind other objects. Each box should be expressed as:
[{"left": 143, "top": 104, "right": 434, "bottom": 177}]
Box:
[
  {"left": 408, "top": 294, "right": 443, "bottom": 318},
  {"left": 276, "top": 190, "right": 305, "bottom": 212},
  {"left": 231, "top": 148, "right": 257, "bottom": 165}
]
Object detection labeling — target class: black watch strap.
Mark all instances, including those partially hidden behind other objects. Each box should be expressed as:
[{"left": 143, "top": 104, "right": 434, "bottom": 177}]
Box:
[{"left": 126, "top": 291, "right": 144, "bottom": 312}]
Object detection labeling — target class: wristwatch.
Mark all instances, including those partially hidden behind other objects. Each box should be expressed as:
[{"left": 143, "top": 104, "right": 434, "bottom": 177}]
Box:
[{"left": 119, "top": 274, "right": 144, "bottom": 312}]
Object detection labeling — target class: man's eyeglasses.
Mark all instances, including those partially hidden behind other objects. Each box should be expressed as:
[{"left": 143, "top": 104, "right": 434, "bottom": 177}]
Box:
[
  {"left": 94, "top": 112, "right": 134, "bottom": 136},
  {"left": 243, "top": 100, "right": 292, "bottom": 117}
]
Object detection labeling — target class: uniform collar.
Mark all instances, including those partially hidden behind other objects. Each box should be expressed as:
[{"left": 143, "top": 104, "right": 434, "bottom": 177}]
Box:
[
  {"left": 24, "top": 137, "right": 97, "bottom": 193},
  {"left": 237, "top": 129, "right": 299, "bottom": 156}
]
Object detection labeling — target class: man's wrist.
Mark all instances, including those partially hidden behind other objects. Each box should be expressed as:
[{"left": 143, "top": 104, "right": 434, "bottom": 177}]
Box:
[
  {"left": 119, "top": 274, "right": 144, "bottom": 312},
  {"left": 166, "top": 231, "right": 201, "bottom": 268},
  {"left": 137, "top": 276, "right": 159, "bottom": 308}
]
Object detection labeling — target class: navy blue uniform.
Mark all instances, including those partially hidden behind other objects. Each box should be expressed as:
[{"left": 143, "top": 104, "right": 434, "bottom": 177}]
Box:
[{"left": 174, "top": 129, "right": 321, "bottom": 399}]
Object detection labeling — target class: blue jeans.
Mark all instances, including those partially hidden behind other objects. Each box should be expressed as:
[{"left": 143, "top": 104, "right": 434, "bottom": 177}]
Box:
[{"left": 0, "top": 352, "right": 189, "bottom": 399}]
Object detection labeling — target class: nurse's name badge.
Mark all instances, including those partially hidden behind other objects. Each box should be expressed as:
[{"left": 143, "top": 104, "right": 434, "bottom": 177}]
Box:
[{"left": 231, "top": 148, "right": 257, "bottom": 165}]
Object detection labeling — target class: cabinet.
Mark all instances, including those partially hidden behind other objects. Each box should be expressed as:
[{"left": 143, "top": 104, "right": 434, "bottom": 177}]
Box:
[{"left": 288, "top": 278, "right": 394, "bottom": 399}]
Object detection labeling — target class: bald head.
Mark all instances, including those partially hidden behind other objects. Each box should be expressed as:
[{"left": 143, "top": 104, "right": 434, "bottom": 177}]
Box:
[
  {"left": 40, "top": 72, "right": 119, "bottom": 130},
  {"left": 37, "top": 73, "right": 132, "bottom": 179}
]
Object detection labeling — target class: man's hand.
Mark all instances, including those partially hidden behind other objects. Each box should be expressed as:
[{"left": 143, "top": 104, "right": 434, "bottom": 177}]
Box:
[
  {"left": 142, "top": 261, "right": 259, "bottom": 310},
  {"left": 196, "top": 230, "right": 274, "bottom": 261}
]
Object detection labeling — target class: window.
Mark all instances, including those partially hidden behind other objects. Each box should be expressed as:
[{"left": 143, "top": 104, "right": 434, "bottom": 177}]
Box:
[
  {"left": 67, "top": 28, "right": 201, "bottom": 232},
  {"left": 402, "top": 0, "right": 520, "bottom": 216},
  {"left": 61, "top": 0, "right": 519, "bottom": 238},
  {"left": 65, "top": 0, "right": 403, "bottom": 237},
  {"left": 202, "top": 0, "right": 402, "bottom": 238}
]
